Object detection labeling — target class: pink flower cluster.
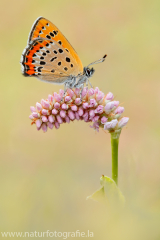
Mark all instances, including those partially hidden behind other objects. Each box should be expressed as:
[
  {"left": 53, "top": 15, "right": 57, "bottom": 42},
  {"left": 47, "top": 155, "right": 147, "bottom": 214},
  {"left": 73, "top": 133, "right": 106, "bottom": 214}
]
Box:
[{"left": 29, "top": 87, "right": 129, "bottom": 133}]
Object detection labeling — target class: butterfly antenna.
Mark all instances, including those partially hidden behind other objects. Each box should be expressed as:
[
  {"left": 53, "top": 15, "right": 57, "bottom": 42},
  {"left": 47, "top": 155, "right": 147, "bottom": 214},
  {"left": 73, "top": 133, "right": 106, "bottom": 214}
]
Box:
[{"left": 87, "top": 54, "right": 107, "bottom": 67}]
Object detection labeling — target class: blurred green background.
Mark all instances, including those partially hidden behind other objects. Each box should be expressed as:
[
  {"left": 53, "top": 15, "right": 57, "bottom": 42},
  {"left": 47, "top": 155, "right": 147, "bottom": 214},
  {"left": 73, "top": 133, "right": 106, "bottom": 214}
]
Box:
[{"left": 0, "top": 0, "right": 160, "bottom": 239}]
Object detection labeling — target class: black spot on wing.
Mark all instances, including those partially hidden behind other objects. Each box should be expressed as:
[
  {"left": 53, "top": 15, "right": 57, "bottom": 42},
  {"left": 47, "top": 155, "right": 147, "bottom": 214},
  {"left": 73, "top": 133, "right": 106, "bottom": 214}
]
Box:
[
  {"left": 50, "top": 32, "right": 54, "bottom": 37},
  {"left": 66, "top": 57, "right": 70, "bottom": 62},
  {"left": 53, "top": 30, "right": 58, "bottom": 35},
  {"left": 50, "top": 57, "right": 57, "bottom": 62},
  {"left": 58, "top": 49, "right": 63, "bottom": 53},
  {"left": 40, "top": 61, "right": 46, "bottom": 65}
]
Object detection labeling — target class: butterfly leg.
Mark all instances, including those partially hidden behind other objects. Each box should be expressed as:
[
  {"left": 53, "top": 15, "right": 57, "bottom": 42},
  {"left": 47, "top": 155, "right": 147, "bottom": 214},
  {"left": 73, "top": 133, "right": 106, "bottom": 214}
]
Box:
[{"left": 88, "top": 79, "right": 93, "bottom": 88}]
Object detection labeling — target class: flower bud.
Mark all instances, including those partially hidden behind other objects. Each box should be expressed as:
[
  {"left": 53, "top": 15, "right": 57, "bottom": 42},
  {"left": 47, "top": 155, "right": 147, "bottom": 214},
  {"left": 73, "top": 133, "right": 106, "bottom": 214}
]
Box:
[
  {"left": 96, "top": 91, "right": 104, "bottom": 102},
  {"left": 65, "top": 116, "right": 70, "bottom": 123},
  {"left": 65, "top": 96, "right": 71, "bottom": 102},
  {"left": 101, "top": 116, "right": 108, "bottom": 124},
  {"left": 89, "top": 99, "right": 97, "bottom": 107},
  {"left": 61, "top": 103, "right": 68, "bottom": 110},
  {"left": 83, "top": 102, "right": 89, "bottom": 109},
  {"left": 36, "top": 102, "right": 42, "bottom": 111},
  {"left": 68, "top": 110, "right": 75, "bottom": 120},
  {"left": 48, "top": 115, "right": 55, "bottom": 123},
  {"left": 75, "top": 112, "right": 80, "bottom": 120},
  {"left": 67, "top": 89, "right": 75, "bottom": 98},
  {"left": 118, "top": 117, "right": 129, "bottom": 128},
  {"left": 88, "top": 88, "right": 95, "bottom": 97},
  {"left": 42, "top": 123, "right": 47, "bottom": 132},
  {"left": 114, "top": 101, "right": 119, "bottom": 107},
  {"left": 81, "top": 87, "right": 87, "bottom": 98},
  {"left": 41, "top": 99, "right": 51, "bottom": 109},
  {"left": 104, "top": 119, "right": 118, "bottom": 130},
  {"left": 42, "top": 116, "right": 48, "bottom": 122},
  {"left": 54, "top": 102, "right": 60, "bottom": 109},
  {"left": 48, "top": 95, "right": 54, "bottom": 103},
  {"left": 114, "top": 106, "right": 124, "bottom": 115},
  {"left": 78, "top": 107, "right": 84, "bottom": 116},
  {"left": 59, "top": 89, "right": 64, "bottom": 97},
  {"left": 104, "top": 102, "right": 115, "bottom": 113},
  {"left": 57, "top": 115, "right": 63, "bottom": 124},
  {"left": 75, "top": 98, "right": 81, "bottom": 105},
  {"left": 92, "top": 116, "right": 99, "bottom": 122},
  {"left": 54, "top": 92, "right": 62, "bottom": 102},
  {"left": 71, "top": 105, "right": 78, "bottom": 111},
  {"left": 106, "top": 92, "right": 114, "bottom": 101},
  {"left": 55, "top": 122, "right": 60, "bottom": 129},
  {"left": 60, "top": 110, "right": 66, "bottom": 118},
  {"left": 32, "top": 112, "right": 40, "bottom": 118},
  {"left": 95, "top": 105, "right": 104, "bottom": 114},
  {"left": 94, "top": 87, "right": 99, "bottom": 94},
  {"left": 74, "top": 88, "right": 80, "bottom": 96},
  {"left": 42, "top": 109, "right": 49, "bottom": 115},
  {"left": 83, "top": 111, "right": 89, "bottom": 122},
  {"left": 36, "top": 119, "right": 42, "bottom": 128},
  {"left": 47, "top": 122, "right": 54, "bottom": 129},
  {"left": 30, "top": 106, "right": 36, "bottom": 113},
  {"left": 52, "top": 109, "right": 58, "bottom": 115},
  {"left": 89, "top": 109, "right": 95, "bottom": 119},
  {"left": 29, "top": 115, "right": 34, "bottom": 120}
]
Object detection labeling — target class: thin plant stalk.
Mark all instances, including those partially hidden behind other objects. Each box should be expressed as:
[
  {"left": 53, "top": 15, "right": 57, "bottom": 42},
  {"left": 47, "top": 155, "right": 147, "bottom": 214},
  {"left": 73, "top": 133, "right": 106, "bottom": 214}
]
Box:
[{"left": 110, "top": 131, "right": 120, "bottom": 185}]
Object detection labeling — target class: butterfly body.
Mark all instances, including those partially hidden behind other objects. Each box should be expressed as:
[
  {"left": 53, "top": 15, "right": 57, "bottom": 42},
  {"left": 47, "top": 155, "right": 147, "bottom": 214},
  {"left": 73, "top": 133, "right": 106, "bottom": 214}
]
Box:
[{"left": 20, "top": 17, "right": 106, "bottom": 92}]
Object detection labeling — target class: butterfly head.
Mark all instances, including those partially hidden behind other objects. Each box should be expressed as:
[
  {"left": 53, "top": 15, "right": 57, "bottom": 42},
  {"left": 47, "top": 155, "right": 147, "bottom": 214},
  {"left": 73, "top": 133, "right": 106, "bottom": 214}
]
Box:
[
  {"left": 83, "top": 54, "right": 107, "bottom": 79},
  {"left": 84, "top": 67, "right": 95, "bottom": 78}
]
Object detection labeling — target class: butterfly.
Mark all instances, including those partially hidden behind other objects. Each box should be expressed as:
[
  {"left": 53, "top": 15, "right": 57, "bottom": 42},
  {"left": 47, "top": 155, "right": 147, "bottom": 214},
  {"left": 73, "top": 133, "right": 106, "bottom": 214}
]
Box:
[{"left": 20, "top": 17, "right": 107, "bottom": 93}]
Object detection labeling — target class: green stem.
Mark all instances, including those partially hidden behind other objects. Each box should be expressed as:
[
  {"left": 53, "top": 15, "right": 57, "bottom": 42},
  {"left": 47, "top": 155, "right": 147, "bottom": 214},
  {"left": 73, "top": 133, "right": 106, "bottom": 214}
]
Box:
[{"left": 110, "top": 132, "right": 120, "bottom": 185}]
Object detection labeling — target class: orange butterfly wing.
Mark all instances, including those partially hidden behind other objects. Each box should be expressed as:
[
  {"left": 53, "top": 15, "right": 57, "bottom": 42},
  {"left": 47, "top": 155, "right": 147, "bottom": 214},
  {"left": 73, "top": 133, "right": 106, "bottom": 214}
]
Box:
[{"left": 28, "top": 17, "right": 83, "bottom": 74}]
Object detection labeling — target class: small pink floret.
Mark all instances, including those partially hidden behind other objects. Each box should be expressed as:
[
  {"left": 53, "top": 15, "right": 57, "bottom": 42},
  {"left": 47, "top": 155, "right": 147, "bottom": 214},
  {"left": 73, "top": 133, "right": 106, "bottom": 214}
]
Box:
[
  {"left": 68, "top": 110, "right": 75, "bottom": 120},
  {"left": 65, "top": 96, "right": 71, "bottom": 102},
  {"left": 36, "top": 102, "right": 42, "bottom": 111},
  {"left": 78, "top": 108, "right": 84, "bottom": 116},
  {"left": 42, "top": 123, "right": 47, "bottom": 132},
  {"left": 118, "top": 117, "right": 129, "bottom": 128},
  {"left": 101, "top": 116, "right": 108, "bottom": 124},
  {"left": 36, "top": 119, "right": 42, "bottom": 128},
  {"left": 106, "top": 92, "right": 114, "bottom": 100},
  {"left": 61, "top": 103, "right": 68, "bottom": 110},
  {"left": 71, "top": 105, "right": 77, "bottom": 111},
  {"left": 65, "top": 116, "right": 70, "bottom": 123},
  {"left": 52, "top": 109, "right": 58, "bottom": 115},
  {"left": 48, "top": 115, "right": 55, "bottom": 123},
  {"left": 32, "top": 112, "right": 39, "bottom": 118},
  {"left": 57, "top": 115, "right": 63, "bottom": 124},
  {"left": 75, "top": 98, "right": 81, "bottom": 105},
  {"left": 42, "top": 109, "right": 49, "bottom": 115},
  {"left": 55, "top": 122, "right": 60, "bottom": 129},
  {"left": 54, "top": 102, "right": 60, "bottom": 109},
  {"left": 60, "top": 110, "right": 66, "bottom": 118},
  {"left": 104, "top": 119, "right": 118, "bottom": 130},
  {"left": 48, "top": 122, "right": 54, "bottom": 129},
  {"left": 30, "top": 106, "right": 36, "bottom": 113},
  {"left": 42, "top": 116, "right": 48, "bottom": 122},
  {"left": 83, "top": 102, "right": 89, "bottom": 109},
  {"left": 95, "top": 105, "right": 104, "bottom": 114},
  {"left": 115, "top": 106, "right": 124, "bottom": 114}
]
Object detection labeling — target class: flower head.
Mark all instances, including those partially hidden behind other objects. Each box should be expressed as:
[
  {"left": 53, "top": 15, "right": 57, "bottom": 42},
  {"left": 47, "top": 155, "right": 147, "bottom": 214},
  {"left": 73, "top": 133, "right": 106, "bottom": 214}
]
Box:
[{"left": 29, "top": 87, "right": 129, "bottom": 133}]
